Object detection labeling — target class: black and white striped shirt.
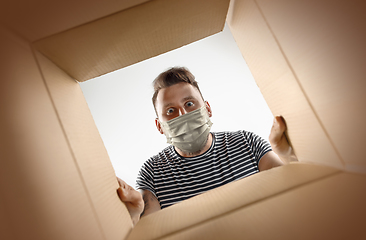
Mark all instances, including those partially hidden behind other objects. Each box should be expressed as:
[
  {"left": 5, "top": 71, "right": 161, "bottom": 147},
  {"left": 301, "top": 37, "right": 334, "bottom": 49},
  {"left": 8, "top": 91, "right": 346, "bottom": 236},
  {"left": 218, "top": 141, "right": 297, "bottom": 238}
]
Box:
[{"left": 136, "top": 130, "right": 272, "bottom": 209}]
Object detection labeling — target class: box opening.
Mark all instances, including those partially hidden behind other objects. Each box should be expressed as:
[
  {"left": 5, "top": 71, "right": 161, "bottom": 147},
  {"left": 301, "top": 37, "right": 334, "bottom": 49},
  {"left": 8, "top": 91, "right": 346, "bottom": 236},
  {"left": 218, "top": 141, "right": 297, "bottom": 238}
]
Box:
[{"left": 79, "top": 24, "right": 274, "bottom": 187}]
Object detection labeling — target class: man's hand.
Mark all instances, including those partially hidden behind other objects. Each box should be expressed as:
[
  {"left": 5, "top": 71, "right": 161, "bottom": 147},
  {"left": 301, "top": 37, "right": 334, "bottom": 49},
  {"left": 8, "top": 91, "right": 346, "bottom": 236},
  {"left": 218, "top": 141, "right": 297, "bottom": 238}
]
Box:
[
  {"left": 116, "top": 177, "right": 144, "bottom": 226},
  {"left": 269, "top": 116, "right": 298, "bottom": 163}
]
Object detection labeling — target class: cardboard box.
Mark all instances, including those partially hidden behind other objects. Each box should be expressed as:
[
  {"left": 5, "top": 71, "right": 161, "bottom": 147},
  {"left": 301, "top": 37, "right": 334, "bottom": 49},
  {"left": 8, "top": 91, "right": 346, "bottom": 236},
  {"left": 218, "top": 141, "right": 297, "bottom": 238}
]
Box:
[{"left": 1, "top": 0, "right": 365, "bottom": 239}]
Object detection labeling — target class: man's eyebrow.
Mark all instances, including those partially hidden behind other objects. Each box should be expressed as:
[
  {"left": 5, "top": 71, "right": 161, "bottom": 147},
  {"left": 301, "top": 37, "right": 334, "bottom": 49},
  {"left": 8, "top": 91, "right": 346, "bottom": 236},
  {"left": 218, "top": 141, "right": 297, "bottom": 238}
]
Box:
[
  {"left": 182, "top": 96, "right": 196, "bottom": 102},
  {"left": 163, "top": 102, "right": 174, "bottom": 109},
  {"left": 162, "top": 96, "right": 197, "bottom": 109}
]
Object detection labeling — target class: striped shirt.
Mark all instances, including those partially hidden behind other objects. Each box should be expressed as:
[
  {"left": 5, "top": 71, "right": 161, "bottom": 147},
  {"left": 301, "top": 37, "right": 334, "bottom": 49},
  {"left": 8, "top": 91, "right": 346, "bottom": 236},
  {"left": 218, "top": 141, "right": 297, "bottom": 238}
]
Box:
[{"left": 136, "top": 130, "right": 272, "bottom": 209}]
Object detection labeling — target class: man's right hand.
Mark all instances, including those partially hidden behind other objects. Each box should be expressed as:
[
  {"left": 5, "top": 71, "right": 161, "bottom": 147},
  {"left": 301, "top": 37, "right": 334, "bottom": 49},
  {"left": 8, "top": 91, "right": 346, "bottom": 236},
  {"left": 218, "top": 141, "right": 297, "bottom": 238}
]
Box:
[{"left": 116, "top": 177, "right": 144, "bottom": 226}]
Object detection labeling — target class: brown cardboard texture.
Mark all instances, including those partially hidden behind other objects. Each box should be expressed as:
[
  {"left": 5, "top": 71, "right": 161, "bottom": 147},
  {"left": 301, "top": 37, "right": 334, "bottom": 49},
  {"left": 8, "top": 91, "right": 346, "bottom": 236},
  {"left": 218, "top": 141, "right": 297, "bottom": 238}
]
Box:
[
  {"left": 0, "top": 27, "right": 109, "bottom": 240},
  {"left": 127, "top": 163, "right": 342, "bottom": 240},
  {"left": 35, "top": 52, "right": 133, "bottom": 240},
  {"left": 227, "top": 0, "right": 366, "bottom": 173},
  {"left": 33, "top": 0, "right": 230, "bottom": 81},
  {"left": 1, "top": 0, "right": 366, "bottom": 239},
  {"left": 0, "top": 0, "right": 150, "bottom": 42},
  {"left": 128, "top": 163, "right": 366, "bottom": 240}
]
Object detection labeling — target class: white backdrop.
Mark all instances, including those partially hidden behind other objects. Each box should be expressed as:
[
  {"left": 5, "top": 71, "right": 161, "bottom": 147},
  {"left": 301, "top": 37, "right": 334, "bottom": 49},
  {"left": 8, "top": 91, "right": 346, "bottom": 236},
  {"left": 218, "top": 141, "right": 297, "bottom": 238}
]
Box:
[{"left": 79, "top": 24, "right": 274, "bottom": 188}]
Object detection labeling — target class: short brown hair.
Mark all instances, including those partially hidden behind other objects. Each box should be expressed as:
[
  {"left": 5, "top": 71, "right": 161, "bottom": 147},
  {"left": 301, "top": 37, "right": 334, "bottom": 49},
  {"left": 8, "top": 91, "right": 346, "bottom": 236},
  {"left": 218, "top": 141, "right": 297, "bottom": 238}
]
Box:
[{"left": 152, "top": 67, "right": 204, "bottom": 114}]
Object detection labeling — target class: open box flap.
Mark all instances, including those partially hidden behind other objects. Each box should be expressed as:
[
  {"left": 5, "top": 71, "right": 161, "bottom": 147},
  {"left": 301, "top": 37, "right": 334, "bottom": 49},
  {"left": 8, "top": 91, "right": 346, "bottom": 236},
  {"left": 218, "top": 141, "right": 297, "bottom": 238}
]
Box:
[{"left": 33, "top": 0, "right": 230, "bottom": 81}]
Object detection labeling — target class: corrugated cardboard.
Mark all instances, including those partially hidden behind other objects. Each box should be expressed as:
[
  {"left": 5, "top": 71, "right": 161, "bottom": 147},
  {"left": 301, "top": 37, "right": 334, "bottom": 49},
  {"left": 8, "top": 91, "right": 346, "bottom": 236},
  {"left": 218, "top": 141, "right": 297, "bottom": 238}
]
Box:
[
  {"left": 227, "top": 0, "right": 366, "bottom": 173},
  {"left": 0, "top": 0, "right": 231, "bottom": 239},
  {"left": 1, "top": 0, "right": 366, "bottom": 239},
  {"left": 150, "top": 171, "right": 366, "bottom": 240},
  {"left": 0, "top": 195, "right": 13, "bottom": 240},
  {"left": 227, "top": 0, "right": 344, "bottom": 169},
  {"left": 0, "top": 27, "right": 106, "bottom": 240},
  {"left": 33, "top": 0, "right": 230, "bottom": 81},
  {"left": 127, "top": 163, "right": 341, "bottom": 240},
  {"left": 0, "top": 0, "right": 149, "bottom": 42},
  {"left": 253, "top": 0, "right": 366, "bottom": 173},
  {"left": 35, "top": 52, "right": 133, "bottom": 240}
]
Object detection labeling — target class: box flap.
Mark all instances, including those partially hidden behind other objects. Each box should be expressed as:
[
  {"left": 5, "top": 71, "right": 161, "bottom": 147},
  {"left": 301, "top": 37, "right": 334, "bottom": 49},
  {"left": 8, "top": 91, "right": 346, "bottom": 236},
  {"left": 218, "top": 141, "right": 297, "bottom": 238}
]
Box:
[
  {"left": 33, "top": 0, "right": 230, "bottom": 81},
  {"left": 227, "top": 0, "right": 366, "bottom": 173},
  {"left": 0, "top": 0, "right": 149, "bottom": 42}
]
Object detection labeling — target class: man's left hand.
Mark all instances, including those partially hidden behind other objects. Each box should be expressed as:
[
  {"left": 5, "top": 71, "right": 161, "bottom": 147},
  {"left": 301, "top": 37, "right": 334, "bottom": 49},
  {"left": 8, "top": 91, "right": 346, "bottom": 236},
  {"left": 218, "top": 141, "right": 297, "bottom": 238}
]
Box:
[{"left": 269, "top": 116, "right": 298, "bottom": 163}]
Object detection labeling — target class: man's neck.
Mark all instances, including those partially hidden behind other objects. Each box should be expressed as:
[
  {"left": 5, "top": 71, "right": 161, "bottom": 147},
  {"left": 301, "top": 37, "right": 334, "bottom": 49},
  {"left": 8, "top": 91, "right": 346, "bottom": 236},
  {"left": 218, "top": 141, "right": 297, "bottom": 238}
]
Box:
[{"left": 175, "top": 133, "right": 213, "bottom": 158}]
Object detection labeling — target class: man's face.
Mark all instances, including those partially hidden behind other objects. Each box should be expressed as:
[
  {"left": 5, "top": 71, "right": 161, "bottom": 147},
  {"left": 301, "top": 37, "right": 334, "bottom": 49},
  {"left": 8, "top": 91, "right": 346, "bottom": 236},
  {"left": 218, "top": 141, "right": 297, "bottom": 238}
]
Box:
[{"left": 155, "top": 82, "right": 211, "bottom": 134}]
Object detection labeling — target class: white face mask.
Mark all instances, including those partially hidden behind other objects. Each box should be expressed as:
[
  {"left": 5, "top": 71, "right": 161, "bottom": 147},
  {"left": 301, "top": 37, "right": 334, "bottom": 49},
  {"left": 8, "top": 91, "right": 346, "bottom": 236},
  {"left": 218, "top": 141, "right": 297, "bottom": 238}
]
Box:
[{"left": 159, "top": 105, "right": 213, "bottom": 154}]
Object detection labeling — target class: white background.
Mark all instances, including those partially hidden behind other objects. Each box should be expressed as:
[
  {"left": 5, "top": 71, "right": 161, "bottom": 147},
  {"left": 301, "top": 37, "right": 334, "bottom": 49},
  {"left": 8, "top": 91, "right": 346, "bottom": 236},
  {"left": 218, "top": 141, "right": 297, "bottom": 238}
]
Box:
[{"left": 80, "top": 24, "right": 274, "bottom": 188}]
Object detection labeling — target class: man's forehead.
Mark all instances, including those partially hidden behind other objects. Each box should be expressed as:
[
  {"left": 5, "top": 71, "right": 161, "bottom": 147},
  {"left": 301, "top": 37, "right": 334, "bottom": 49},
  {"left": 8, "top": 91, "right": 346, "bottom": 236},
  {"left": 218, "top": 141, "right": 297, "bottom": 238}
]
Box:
[
  {"left": 156, "top": 83, "right": 202, "bottom": 107},
  {"left": 158, "top": 83, "right": 200, "bottom": 100}
]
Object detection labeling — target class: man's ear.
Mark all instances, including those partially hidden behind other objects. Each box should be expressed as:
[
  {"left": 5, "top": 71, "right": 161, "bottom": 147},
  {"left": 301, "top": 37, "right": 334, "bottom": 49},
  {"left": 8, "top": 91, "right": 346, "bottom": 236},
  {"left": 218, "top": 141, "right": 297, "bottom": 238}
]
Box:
[
  {"left": 155, "top": 118, "right": 164, "bottom": 134},
  {"left": 205, "top": 101, "right": 212, "bottom": 117}
]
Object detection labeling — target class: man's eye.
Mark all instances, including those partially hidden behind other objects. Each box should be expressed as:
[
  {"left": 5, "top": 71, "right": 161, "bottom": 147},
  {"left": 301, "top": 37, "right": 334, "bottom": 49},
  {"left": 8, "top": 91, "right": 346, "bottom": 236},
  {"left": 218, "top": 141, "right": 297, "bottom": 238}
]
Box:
[
  {"left": 167, "top": 108, "right": 174, "bottom": 114},
  {"left": 186, "top": 101, "right": 194, "bottom": 107}
]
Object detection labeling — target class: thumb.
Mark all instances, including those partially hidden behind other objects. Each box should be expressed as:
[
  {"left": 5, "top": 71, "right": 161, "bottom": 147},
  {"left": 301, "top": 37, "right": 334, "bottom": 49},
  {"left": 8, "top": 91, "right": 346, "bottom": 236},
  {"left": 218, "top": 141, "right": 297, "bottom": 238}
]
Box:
[
  {"left": 117, "top": 187, "right": 129, "bottom": 202},
  {"left": 269, "top": 116, "right": 286, "bottom": 145},
  {"left": 117, "top": 186, "right": 143, "bottom": 205}
]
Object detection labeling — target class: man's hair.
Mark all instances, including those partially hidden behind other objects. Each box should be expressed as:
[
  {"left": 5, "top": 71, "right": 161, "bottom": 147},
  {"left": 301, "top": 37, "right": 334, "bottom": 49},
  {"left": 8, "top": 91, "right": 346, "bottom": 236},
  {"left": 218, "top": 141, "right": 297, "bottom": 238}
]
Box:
[{"left": 152, "top": 67, "right": 204, "bottom": 114}]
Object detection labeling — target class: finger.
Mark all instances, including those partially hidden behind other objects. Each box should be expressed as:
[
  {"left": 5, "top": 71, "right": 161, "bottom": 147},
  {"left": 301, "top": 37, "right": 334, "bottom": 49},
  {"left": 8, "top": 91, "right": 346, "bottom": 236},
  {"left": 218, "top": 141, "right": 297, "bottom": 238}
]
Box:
[
  {"left": 117, "top": 177, "right": 128, "bottom": 189},
  {"left": 272, "top": 116, "right": 286, "bottom": 134},
  {"left": 269, "top": 116, "right": 286, "bottom": 144},
  {"left": 274, "top": 116, "right": 286, "bottom": 131},
  {"left": 116, "top": 177, "right": 122, "bottom": 187},
  {"left": 123, "top": 184, "right": 141, "bottom": 203},
  {"left": 128, "top": 189, "right": 143, "bottom": 204},
  {"left": 117, "top": 185, "right": 143, "bottom": 205},
  {"left": 117, "top": 187, "right": 129, "bottom": 202}
]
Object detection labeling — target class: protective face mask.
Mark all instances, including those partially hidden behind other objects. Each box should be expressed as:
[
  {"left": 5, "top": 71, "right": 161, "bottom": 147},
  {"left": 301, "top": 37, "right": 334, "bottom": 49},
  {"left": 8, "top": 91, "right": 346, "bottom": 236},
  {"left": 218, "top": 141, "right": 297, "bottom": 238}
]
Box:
[{"left": 159, "top": 105, "right": 213, "bottom": 154}]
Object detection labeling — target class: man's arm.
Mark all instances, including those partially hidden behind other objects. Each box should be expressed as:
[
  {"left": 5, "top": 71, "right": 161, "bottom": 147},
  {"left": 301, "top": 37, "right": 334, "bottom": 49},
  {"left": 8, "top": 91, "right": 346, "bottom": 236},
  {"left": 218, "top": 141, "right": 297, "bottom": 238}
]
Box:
[
  {"left": 139, "top": 189, "right": 161, "bottom": 217},
  {"left": 258, "top": 151, "right": 284, "bottom": 171}
]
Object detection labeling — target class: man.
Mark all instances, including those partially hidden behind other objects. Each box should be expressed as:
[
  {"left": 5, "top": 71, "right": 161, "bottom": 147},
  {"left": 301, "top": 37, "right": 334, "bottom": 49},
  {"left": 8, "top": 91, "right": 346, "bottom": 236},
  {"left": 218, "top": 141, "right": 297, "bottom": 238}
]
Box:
[{"left": 117, "top": 67, "right": 296, "bottom": 226}]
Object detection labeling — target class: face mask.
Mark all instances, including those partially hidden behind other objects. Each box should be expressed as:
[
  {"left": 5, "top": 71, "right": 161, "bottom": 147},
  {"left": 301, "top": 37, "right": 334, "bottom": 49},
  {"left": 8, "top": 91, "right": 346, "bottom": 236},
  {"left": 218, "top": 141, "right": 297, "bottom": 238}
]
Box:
[{"left": 159, "top": 105, "right": 213, "bottom": 154}]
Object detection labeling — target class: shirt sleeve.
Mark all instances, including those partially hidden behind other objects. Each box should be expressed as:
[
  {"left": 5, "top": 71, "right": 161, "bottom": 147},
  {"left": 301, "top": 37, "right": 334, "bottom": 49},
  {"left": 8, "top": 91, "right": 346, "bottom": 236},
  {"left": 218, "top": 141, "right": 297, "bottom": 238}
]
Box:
[
  {"left": 136, "top": 159, "right": 157, "bottom": 198},
  {"left": 243, "top": 131, "right": 272, "bottom": 164}
]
